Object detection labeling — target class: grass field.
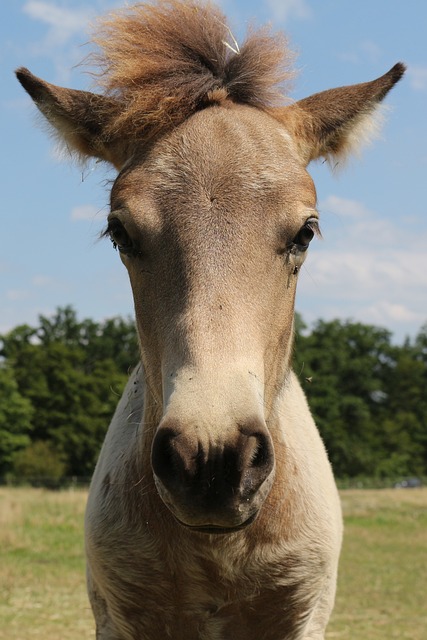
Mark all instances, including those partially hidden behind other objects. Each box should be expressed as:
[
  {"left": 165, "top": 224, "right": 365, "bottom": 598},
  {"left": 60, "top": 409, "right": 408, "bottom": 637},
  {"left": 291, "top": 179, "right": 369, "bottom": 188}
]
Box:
[{"left": 1, "top": 487, "right": 426, "bottom": 639}]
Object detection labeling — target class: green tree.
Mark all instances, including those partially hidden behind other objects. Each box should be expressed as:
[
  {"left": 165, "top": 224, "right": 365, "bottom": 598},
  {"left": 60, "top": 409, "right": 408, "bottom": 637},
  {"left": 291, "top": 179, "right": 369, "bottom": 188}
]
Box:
[
  {"left": 12, "top": 440, "right": 66, "bottom": 482},
  {"left": 10, "top": 341, "right": 128, "bottom": 476},
  {"left": 0, "top": 363, "right": 34, "bottom": 475},
  {"left": 374, "top": 412, "right": 424, "bottom": 478},
  {"left": 414, "top": 322, "right": 427, "bottom": 363},
  {"left": 378, "top": 338, "right": 427, "bottom": 475},
  {"left": 293, "top": 319, "right": 394, "bottom": 477},
  {"left": 0, "top": 323, "right": 36, "bottom": 360},
  {"left": 80, "top": 315, "right": 139, "bottom": 374},
  {"left": 2, "top": 307, "right": 426, "bottom": 480},
  {"left": 35, "top": 306, "right": 139, "bottom": 375},
  {"left": 1, "top": 307, "right": 137, "bottom": 476}
]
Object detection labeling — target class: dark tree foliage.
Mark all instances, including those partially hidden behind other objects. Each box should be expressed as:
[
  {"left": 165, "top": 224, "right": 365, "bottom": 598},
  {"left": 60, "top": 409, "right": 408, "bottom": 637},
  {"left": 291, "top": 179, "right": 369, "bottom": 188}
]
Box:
[
  {"left": 0, "top": 307, "right": 139, "bottom": 477},
  {"left": 0, "top": 363, "right": 34, "bottom": 475},
  {"left": 293, "top": 316, "right": 427, "bottom": 479},
  {"left": 0, "top": 307, "right": 426, "bottom": 480}
]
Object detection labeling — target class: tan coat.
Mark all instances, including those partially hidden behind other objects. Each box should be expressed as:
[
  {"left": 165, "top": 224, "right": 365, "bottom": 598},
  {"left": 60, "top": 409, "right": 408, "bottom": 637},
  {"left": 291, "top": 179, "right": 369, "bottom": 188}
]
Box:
[{"left": 16, "top": 1, "right": 404, "bottom": 637}]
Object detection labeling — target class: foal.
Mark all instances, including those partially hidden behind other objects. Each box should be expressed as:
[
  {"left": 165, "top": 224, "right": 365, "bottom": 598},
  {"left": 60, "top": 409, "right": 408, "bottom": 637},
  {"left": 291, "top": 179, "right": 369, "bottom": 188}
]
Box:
[{"left": 16, "top": 1, "right": 404, "bottom": 638}]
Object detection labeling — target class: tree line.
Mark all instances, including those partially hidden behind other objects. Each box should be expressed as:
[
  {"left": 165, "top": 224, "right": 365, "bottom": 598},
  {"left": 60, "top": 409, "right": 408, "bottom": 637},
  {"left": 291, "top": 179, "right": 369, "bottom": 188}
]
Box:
[{"left": 1, "top": 306, "right": 426, "bottom": 483}]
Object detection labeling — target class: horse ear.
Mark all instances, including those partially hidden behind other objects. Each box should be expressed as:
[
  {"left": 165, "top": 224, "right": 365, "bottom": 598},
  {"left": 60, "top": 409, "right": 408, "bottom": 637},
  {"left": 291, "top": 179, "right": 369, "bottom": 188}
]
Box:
[
  {"left": 273, "top": 63, "right": 405, "bottom": 166},
  {"left": 16, "top": 67, "right": 125, "bottom": 168}
]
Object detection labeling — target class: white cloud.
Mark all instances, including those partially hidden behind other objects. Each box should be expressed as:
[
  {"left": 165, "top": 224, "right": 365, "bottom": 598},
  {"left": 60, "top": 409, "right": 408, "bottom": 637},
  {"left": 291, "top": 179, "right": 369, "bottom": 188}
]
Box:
[
  {"left": 19, "top": 1, "right": 126, "bottom": 83},
  {"left": 338, "top": 40, "right": 383, "bottom": 66},
  {"left": 70, "top": 204, "right": 100, "bottom": 221},
  {"left": 363, "top": 301, "right": 424, "bottom": 325},
  {"left": 407, "top": 65, "right": 427, "bottom": 91},
  {"left": 32, "top": 275, "right": 54, "bottom": 287},
  {"left": 319, "top": 195, "right": 404, "bottom": 248},
  {"left": 297, "top": 194, "right": 427, "bottom": 339},
  {"left": 23, "top": 1, "right": 93, "bottom": 47},
  {"left": 320, "top": 195, "right": 372, "bottom": 219},
  {"left": 304, "top": 247, "right": 427, "bottom": 293},
  {"left": 21, "top": 1, "right": 96, "bottom": 81},
  {"left": 265, "top": 0, "right": 312, "bottom": 24},
  {"left": 7, "top": 289, "right": 30, "bottom": 301},
  {"left": 359, "top": 41, "right": 382, "bottom": 64}
]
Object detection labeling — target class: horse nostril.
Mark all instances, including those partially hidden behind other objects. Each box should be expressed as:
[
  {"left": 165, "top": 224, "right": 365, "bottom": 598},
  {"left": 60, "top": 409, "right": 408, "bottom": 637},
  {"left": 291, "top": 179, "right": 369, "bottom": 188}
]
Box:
[
  {"left": 239, "top": 426, "right": 273, "bottom": 471},
  {"left": 250, "top": 433, "right": 271, "bottom": 468},
  {"left": 239, "top": 429, "right": 274, "bottom": 497},
  {"left": 152, "top": 425, "right": 202, "bottom": 493},
  {"left": 151, "top": 419, "right": 275, "bottom": 515},
  {"left": 151, "top": 427, "right": 179, "bottom": 485}
]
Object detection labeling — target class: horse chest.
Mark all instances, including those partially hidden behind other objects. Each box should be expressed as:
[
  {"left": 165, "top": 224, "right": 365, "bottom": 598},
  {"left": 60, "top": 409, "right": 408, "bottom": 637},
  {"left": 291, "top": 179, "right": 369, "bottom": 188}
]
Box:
[{"left": 90, "top": 528, "right": 315, "bottom": 640}]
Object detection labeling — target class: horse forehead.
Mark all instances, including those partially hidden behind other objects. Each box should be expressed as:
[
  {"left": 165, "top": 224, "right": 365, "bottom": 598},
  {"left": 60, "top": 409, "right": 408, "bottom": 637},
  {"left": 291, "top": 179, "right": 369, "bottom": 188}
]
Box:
[
  {"left": 152, "top": 106, "right": 307, "bottom": 196},
  {"left": 114, "top": 105, "right": 314, "bottom": 231}
]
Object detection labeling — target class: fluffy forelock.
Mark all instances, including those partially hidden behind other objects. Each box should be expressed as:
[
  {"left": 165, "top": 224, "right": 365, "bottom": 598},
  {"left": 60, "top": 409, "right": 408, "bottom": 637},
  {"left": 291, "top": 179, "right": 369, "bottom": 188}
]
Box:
[{"left": 89, "top": 0, "right": 295, "bottom": 142}]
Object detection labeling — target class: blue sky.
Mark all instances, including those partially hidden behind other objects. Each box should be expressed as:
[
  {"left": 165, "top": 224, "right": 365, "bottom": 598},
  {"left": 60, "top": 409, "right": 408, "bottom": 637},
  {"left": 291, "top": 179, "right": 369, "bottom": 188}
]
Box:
[{"left": 2, "top": 0, "right": 426, "bottom": 343}]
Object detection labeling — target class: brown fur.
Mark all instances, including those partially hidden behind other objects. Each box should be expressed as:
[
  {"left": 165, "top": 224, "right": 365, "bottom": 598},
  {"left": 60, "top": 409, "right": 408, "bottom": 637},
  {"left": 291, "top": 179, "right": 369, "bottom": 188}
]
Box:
[
  {"left": 15, "top": 2, "right": 405, "bottom": 638},
  {"left": 91, "top": 0, "right": 294, "bottom": 144}
]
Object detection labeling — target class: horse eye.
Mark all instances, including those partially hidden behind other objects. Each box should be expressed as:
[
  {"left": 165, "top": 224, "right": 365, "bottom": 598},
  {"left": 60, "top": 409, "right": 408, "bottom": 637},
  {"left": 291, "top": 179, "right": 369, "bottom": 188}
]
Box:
[
  {"left": 293, "top": 218, "right": 320, "bottom": 250},
  {"left": 106, "top": 218, "right": 133, "bottom": 254}
]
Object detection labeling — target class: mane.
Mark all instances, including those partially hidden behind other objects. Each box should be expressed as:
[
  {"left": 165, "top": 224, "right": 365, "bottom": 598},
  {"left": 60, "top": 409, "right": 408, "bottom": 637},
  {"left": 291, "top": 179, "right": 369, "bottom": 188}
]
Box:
[{"left": 91, "top": 0, "right": 294, "bottom": 142}]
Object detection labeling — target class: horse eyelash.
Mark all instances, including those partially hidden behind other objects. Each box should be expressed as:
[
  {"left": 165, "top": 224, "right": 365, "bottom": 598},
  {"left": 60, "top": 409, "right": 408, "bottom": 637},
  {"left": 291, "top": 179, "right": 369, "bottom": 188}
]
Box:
[
  {"left": 306, "top": 217, "right": 322, "bottom": 239},
  {"left": 100, "top": 224, "right": 117, "bottom": 249}
]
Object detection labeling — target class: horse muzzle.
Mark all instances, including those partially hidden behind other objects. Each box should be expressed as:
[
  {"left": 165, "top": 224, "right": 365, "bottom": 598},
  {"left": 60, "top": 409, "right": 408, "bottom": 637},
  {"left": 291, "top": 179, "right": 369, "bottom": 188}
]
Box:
[{"left": 151, "top": 415, "right": 275, "bottom": 532}]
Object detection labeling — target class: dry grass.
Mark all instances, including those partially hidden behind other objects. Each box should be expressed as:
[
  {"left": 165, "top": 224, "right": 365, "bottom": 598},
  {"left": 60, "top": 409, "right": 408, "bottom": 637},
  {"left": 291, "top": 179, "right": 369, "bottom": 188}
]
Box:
[
  {"left": 0, "top": 487, "right": 93, "bottom": 640},
  {"left": 330, "top": 488, "right": 427, "bottom": 639},
  {"left": 1, "top": 487, "right": 426, "bottom": 639}
]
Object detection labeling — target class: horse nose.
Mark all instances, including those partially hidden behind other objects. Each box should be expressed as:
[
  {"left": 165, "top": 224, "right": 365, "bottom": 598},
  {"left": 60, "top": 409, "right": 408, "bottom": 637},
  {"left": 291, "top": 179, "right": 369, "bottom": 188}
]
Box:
[{"left": 151, "top": 418, "right": 274, "bottom": 516}]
